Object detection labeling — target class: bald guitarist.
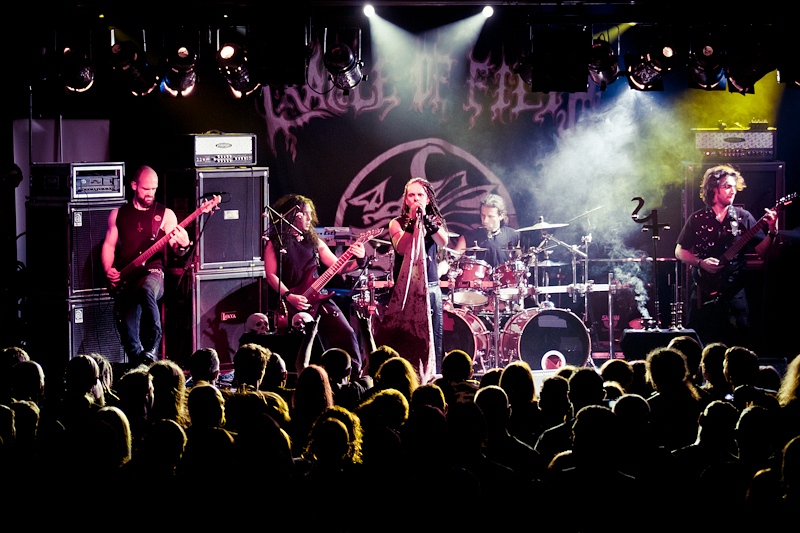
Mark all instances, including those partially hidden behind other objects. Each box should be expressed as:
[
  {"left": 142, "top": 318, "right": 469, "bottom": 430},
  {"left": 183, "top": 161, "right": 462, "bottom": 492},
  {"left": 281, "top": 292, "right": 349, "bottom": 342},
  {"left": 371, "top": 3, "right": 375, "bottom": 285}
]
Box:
[
  {"left": 102, "top": 165, "right": 193, "bottom": 366},
  {"left": 675, "top": 164, "right": 778, "bottom": 348},
  {"left": 264, "top": 193, "right": 366, "bottom": 378}
]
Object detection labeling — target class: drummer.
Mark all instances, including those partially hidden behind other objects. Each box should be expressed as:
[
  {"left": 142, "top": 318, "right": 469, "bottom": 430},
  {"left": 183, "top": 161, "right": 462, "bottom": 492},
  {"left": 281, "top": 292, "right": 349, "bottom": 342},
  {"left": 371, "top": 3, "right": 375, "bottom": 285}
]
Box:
[{"left": 454, "top": 193, "right": 520, "bottom": 267}]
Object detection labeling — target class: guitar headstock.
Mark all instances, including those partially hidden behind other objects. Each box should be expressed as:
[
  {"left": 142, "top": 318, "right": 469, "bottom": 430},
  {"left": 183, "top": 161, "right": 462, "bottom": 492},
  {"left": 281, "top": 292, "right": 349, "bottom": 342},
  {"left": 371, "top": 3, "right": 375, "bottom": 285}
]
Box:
[
  {"left": 202, "top": 195, "right": 222, "bottom": 214},
  {"left": 356, "top": 228, "right": 384, "bottom": 243},
  {"left": 777, "top": 192, "right": 798, "bottom": 210}
]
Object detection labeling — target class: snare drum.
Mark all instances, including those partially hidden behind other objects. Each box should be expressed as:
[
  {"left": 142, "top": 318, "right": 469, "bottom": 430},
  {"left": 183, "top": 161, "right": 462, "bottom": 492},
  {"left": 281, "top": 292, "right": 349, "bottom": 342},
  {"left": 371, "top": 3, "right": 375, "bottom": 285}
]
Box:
[
  {"left": 452, "top": 257, "right": 492, "bottom": 307},
  {"left": 443, "top": 303, "right": 491, "bottom": 362},
  {"left": 500, "top": 308, "right": 590, "bottom": 370},
  {"left": 494, "top": 260, "right": 530, "bottom": 301}
]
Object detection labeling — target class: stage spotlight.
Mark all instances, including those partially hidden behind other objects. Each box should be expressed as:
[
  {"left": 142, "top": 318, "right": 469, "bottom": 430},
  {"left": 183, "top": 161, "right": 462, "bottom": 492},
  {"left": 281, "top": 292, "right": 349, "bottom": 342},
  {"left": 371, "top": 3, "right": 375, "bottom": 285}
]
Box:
[
  {"left": 588, "top": 38, "right": 619, "bottom": 90},
  {"left": 516, "top": 25, "right": 590, "bottom": 93},
  {"left": 110, "top": 41, "right": 158, "bottom": 96},
  {"left": 689, "top": 41, "right": 725, "bottom": 90},
  {"left": 162, "top": 45, "right": 197, "bottom": 97},
  {"left": 60, "top": 47, "right": 95, "bottom": 92},
  {"left": 726, "top": 38, "right": 777, "bottom": 95},
  {"left": 324, "top": 41, "right": 365, "bottom": 93},
  {"left": 217, "top": 42, "right": 261, "bottom": 98},
  {"left": 482, "top": 6, "right": 494, "bottom": 18},
  {"left": 364, "top": 4, "right": 375, "bottom": 17},
  {"left": 778, "top": 66, "right": 800, "bottom": 89},
  {"left": 626, "top": 46, "right": 673, "bottom": 91}
]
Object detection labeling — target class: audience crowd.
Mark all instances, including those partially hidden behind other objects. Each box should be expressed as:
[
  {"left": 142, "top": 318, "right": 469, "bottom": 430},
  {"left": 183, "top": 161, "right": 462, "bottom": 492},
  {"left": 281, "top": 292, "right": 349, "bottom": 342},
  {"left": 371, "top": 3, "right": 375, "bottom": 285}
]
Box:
[{"left": 2, "top": 335, "right": 800, "bottom": 531}]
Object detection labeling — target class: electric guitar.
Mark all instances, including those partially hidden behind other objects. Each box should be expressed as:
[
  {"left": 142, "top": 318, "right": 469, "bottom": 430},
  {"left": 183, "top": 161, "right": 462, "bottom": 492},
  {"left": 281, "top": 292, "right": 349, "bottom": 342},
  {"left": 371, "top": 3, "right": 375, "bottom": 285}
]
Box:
[
  {"left": 694, "top": 192, "right": 796, "bottom": 305},
  {"left": 275, "top": 228, "right": 383, "bottom": 331},
  {"left": 109, "top": 196, "right": 221, "bottom": 298}
]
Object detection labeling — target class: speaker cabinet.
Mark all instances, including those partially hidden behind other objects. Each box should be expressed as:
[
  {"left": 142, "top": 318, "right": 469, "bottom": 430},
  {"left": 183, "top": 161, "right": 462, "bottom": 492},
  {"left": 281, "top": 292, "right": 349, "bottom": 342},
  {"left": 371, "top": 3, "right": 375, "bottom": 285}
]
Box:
[
  {"left": 25, "top": 295, "right": 126, "bottom": 383},
  {"left": 619, "top": 328, "right": 701, "bottom": 361},
  {"left": 26, "top": 200, "right": 125, "bottom": 298},
  {"left": 192, "top": 267, "right": 265, "bottom": 366},
  {"left": 164, "top": 167, "right": 268, "bottom": 270}
]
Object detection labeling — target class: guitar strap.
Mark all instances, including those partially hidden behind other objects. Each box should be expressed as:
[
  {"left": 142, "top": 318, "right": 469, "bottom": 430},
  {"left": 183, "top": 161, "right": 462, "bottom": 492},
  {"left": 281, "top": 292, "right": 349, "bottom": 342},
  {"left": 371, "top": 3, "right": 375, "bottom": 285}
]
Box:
[
  {"left": 152, "top": 203, "right": 167, "bottom": 261},
  {"left": 727, "top": 206, "right": 740, "bottom": 237},
  {"left": 152, "top": 203, "right": 166, "bottom": 241}
]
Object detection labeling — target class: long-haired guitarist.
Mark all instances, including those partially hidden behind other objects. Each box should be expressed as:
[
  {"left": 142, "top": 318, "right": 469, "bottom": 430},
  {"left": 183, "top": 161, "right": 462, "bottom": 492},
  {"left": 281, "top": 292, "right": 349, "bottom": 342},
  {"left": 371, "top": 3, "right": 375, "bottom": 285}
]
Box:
[
  {"left": 263, "top": 194, "right": 366, "bottom": 377},
  {"left": 675, "top": 164, "right": 778, "bottom": 348},
  {"left": 101, "top": 165, "right": 192, "bottom": 366}
]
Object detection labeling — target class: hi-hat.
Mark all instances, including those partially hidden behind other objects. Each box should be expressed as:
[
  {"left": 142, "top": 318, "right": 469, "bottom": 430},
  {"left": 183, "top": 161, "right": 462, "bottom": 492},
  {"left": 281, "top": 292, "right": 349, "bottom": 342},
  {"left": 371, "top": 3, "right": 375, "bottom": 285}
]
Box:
[
  {"left": 464, "top": 246, "right": 487, "bottom": 252},
  {"left": 518, "top": 221, "right": 569, "bottom": 231}
]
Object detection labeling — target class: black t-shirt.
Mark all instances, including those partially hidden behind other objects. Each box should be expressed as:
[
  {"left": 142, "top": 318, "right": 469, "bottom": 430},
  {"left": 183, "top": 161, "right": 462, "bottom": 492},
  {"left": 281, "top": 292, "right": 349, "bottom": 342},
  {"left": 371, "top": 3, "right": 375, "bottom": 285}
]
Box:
[{"left": 461, "top": 225, "right": 520, "bottom": 267}]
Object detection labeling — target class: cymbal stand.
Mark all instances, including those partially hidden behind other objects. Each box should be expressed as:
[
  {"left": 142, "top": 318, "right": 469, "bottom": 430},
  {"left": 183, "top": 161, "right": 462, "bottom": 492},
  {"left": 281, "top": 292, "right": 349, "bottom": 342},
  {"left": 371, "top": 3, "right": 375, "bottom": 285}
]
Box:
[
  {"left": 492, "top": 286, "right": 501, "bottom": 369},
  {"left": 542, "top": 233, "right": 588, "bottom": 306}
]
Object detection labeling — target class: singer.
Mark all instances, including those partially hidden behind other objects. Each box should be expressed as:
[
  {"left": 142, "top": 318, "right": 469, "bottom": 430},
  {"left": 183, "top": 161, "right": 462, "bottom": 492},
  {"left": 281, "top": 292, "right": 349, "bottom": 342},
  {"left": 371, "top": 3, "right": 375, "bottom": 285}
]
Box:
[
  {"left": 454, "top": 193, "right": 519, "bottom": 267},
  {"left": 378, "top": 177, "right": 449, "bottom": 378}
]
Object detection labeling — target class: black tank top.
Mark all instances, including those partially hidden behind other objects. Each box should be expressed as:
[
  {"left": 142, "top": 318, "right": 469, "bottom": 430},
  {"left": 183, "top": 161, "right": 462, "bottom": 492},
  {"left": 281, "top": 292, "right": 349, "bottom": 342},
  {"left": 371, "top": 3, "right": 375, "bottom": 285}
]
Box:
[
  {"left": 270, "top": 233, "right": 320, "bottom": 291},
  {"left": 114, "top": 202, "right": 166, "bottom": 270}
]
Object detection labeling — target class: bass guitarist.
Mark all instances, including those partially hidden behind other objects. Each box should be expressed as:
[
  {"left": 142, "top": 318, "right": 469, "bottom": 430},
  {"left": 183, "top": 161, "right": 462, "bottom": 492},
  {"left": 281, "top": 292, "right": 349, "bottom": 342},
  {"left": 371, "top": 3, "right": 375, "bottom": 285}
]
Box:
[
  {"left": 264, "top": 194, "right": 366, "bottom": 377},
  {"left": 102, "top": 165, "right": 192, "bottom": 366},
  {"left": 675, "top": 164, "right": 777, "bottom": 348}
]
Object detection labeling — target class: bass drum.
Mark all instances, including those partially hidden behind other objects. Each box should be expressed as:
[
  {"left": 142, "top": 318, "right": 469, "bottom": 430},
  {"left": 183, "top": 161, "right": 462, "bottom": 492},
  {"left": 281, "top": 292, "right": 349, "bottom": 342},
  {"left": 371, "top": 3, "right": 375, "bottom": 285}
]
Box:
[
  {"left": 500, "top": 308, "right": 590, "bottom": 370},
  {"left": 443, "top": 303, "right": 491, "bottom": 363}
]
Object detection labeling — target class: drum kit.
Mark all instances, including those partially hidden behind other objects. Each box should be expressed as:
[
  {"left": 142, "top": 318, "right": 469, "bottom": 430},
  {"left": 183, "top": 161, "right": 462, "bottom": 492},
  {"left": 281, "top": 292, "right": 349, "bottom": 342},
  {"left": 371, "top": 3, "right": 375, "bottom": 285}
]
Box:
[
  {"left": 347, "top": 211, "right": 630, "bottom": 372},
  {"left": 440, "top": 215, "right": 632, "bottom": 372}
]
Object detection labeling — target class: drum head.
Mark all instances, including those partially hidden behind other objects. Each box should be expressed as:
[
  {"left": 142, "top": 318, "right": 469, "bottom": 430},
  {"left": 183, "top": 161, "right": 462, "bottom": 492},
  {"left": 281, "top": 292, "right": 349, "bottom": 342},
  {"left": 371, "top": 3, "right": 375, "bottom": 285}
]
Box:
[
  {"left": 501, "top": 308, "right": 590, "bottom": 370},
  {"left": 443, "top": 307, "right": 490, "bottom": 362}
]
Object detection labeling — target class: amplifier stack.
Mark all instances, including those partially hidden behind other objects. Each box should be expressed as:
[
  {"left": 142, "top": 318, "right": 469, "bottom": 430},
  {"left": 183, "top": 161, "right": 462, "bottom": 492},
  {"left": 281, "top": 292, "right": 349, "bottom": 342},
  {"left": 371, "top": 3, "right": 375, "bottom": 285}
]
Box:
[
  {"left": 163, "top": 133, "right": 268, "bottom": 367},
  {"left": 25, "top": 162, "right": 128, "bottom": 379}
]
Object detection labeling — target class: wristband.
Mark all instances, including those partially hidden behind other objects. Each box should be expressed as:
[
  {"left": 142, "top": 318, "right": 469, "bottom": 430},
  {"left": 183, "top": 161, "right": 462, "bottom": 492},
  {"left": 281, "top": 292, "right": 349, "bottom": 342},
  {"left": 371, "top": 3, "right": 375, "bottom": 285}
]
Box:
[
  {"left": 404, "top": 219, "right": 415, "bottom": 232},
  {"left": 768, "top": 230, "right": 778, "bottom": 238},
  {"left": 423, "top": 215, "right": 440, "bottom": 235}
]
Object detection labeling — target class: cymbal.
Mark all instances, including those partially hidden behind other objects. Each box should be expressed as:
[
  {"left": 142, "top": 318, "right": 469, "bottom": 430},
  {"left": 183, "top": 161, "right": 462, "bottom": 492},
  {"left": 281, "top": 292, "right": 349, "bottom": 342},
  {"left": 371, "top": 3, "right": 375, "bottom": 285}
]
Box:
[
  {"left": 517, "top": 221, "right": 569, "bottom": 231},
  {"left": 371, "top": 238, "right": 391, "bottom": 246},
  {"left": 445, "top": 247, "right": 463, "bottom": 257},
  {"left": 464, "top": 246, "right": 487, "bottom": 252}
]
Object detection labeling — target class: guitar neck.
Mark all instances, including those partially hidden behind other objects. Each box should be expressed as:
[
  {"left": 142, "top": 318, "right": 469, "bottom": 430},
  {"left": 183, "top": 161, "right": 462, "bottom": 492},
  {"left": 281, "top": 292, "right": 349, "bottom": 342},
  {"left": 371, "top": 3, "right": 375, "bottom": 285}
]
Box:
[
  {"left": 119, "top": 204, "right": 206, "bottom": 278},
  {"left": 305, "top": 248, "right": 355, "bottom": 297},
  {"left": 300, "top": 229, "right": 379, "bottom": 298},
  {"left": 721, "top": 215, "right": 768, "bottom": 263}
]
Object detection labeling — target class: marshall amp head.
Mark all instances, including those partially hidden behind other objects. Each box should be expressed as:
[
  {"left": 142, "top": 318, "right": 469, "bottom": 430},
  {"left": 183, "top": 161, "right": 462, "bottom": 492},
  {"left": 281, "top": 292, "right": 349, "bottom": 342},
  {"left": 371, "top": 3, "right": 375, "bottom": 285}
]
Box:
[
  {"left": 694, "top": 125, "right": 776, "bottom": 161},
  {"left": 172, "top": 133, "right": 257, "bottom": 167}
]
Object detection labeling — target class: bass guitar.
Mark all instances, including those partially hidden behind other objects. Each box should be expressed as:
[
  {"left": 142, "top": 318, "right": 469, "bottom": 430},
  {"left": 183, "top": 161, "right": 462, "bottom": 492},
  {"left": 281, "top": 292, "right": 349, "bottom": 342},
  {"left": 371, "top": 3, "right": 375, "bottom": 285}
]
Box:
[
  {"left": 694, "top": 192, "right": 796, "bottom": 305},
  {"left": 109, "top": 195, "right": 221, "bottom": 298},
  {"left": 276, "top": 227, "right": 383, "bottom": 331}
]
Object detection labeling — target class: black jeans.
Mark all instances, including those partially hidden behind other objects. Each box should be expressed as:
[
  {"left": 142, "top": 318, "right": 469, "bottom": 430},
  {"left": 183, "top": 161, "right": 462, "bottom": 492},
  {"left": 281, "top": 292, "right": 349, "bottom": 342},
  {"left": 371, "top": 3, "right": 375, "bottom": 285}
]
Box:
[{"left": 114, "top": 269, "right": 164, "bottom": 361}]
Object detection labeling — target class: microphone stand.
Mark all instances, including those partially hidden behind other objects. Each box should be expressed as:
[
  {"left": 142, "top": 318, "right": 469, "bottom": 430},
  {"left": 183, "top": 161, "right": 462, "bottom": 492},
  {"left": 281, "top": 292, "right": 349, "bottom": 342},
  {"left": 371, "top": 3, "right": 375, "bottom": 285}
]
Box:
[{"left": 264, "top": 204, "right": 302, "bottom": 331}]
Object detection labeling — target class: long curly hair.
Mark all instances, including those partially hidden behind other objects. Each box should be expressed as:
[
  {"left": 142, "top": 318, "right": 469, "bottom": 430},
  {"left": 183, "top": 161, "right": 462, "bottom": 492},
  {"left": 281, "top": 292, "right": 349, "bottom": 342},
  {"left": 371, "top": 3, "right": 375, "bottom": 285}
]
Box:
[
  {"left": 271, "top": 193, "right": 321, "bottom": 245},
  {"left": 700, "top": 164, "right": 746, "bottom": 206}
]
